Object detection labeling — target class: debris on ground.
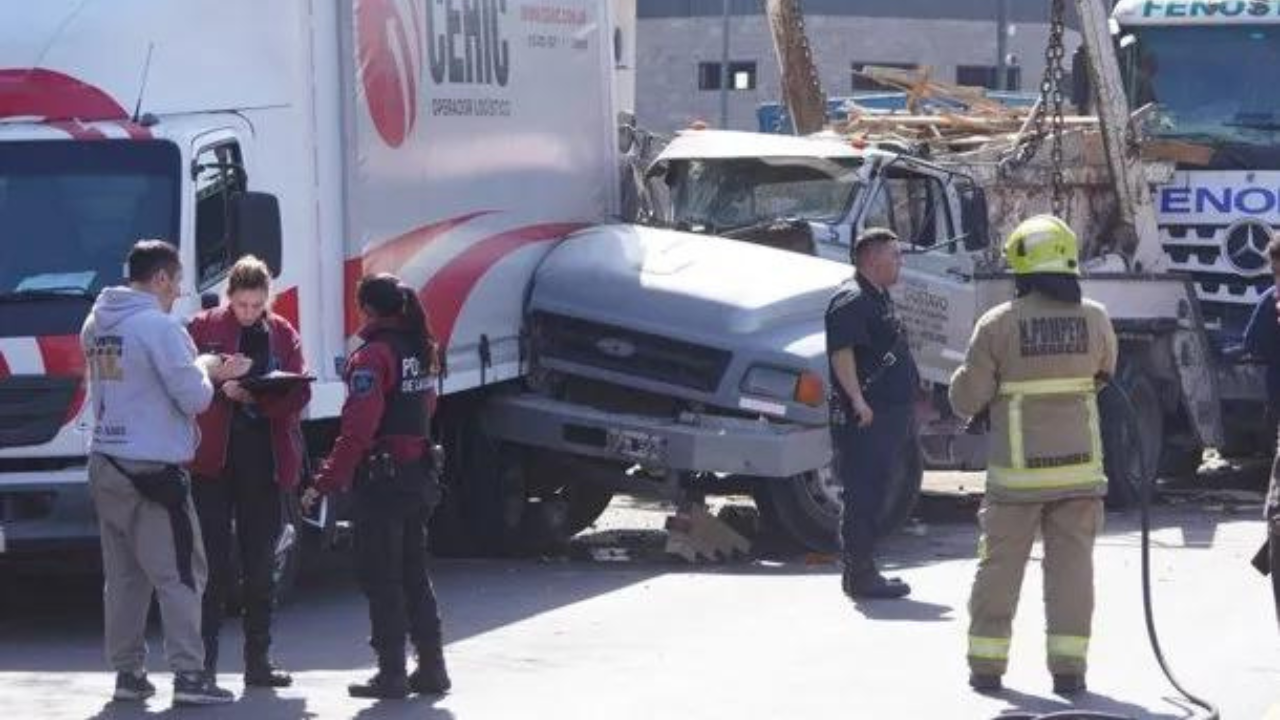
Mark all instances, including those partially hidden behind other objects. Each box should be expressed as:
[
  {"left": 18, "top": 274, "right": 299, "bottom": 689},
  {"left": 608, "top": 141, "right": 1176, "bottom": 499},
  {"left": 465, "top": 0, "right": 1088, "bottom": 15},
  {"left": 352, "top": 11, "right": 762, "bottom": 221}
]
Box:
[{"left": 664, "top": 502, "right": 752, "bottom": 563}]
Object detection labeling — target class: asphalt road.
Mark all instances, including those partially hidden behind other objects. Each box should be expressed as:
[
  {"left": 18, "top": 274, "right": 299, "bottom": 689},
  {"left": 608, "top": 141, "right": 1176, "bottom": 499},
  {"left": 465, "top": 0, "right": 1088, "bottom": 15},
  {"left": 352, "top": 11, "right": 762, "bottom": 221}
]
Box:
[{"left": 1, "top": 472, "right": 1277, "bottom": 720}]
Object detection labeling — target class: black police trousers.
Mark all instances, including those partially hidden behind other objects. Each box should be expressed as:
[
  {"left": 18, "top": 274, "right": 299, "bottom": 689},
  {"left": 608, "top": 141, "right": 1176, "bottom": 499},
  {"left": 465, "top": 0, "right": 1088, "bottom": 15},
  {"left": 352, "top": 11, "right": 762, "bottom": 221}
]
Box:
[
  {"left": 192, "top": 414, "right": 281, "bottom": 672},
  {"left": 832, "top": 402, "right": 914, "bottom": 567},
  {"left": 353, "top": 459, "right": 443, "bottom": 674}
]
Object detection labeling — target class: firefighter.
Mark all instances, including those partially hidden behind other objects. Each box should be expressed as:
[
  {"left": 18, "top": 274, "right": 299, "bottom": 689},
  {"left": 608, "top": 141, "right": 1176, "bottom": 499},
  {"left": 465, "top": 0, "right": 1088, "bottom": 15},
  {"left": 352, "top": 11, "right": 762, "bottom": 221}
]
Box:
[
  {"left": 826, "top": 227, "right": 918, "bottom": 600},
  {"left": 301, "top": 273, "right": 450, "bottom": 699},
  {"left": 949, "top": 215, "right": 1117, "bottom": 695}
]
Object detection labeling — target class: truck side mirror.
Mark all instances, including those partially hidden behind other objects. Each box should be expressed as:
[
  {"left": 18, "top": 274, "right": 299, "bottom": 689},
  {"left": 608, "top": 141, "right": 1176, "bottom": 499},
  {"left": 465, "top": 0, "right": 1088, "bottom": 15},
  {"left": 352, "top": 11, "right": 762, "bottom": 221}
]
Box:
[
  {"left": 959, "top": 185, "right": 990, "bottom": 251},
  {"left": 1071, "top": 45, "right": 1092, "bottom": 114},
  {"left": 229, "top": 191, "right": 283, "bottom": 278}
]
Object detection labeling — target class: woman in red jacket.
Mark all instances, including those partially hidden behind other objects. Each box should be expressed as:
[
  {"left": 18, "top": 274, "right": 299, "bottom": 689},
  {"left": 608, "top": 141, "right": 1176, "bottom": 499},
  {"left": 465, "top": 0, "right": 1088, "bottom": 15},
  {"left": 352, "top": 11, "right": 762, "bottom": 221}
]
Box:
[{"left": 188, "top": 256, "right": 310, "bottom": 688}]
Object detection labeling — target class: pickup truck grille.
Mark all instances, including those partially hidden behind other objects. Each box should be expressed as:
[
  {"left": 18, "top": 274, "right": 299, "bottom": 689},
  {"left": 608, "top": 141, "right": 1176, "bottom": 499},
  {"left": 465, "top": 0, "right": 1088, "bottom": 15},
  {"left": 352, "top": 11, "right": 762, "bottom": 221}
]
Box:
[
  {"left": 531, "top": 312, "right": 731, "bottom": 393},
  {"left": 0, "top": 377, "right": 78, "bottom": 448}
]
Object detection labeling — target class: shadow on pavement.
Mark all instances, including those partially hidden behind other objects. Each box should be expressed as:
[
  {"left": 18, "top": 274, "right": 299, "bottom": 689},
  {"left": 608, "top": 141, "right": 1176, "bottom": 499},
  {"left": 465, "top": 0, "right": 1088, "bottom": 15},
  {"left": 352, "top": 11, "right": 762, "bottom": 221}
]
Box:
[
  {"left": 990, "top": 687, "right": 1190, "bottom": 720},
  {"left": 852, "top": 597, "right": 954, "bottom": 622},
  {"left": 0, "top": 559, "right": 664, "bottom": 673},
  {"left": 83, "top": 693, "right": 315, "bottom": 720}
]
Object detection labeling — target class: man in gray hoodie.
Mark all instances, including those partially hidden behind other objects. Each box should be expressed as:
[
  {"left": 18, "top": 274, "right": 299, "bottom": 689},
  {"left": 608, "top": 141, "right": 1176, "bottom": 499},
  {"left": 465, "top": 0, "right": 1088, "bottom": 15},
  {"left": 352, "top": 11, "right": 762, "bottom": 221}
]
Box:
[{"left": 81, "top": 240, "right": 250, "bottom": 706}]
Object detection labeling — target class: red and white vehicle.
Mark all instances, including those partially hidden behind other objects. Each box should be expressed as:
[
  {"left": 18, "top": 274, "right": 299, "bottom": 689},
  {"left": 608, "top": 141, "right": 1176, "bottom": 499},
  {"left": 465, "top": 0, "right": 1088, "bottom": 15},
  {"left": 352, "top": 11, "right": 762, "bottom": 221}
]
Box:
[{"left": 0, "top": 0, "right": 850, "bottom": 562}]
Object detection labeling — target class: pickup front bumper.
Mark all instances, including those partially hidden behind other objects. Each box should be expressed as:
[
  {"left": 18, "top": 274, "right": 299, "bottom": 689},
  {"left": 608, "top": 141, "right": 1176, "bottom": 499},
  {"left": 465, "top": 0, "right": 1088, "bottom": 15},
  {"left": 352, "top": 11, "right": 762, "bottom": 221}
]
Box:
[{"left": 482, "top": 394, "right": 831, "bottom": 478}]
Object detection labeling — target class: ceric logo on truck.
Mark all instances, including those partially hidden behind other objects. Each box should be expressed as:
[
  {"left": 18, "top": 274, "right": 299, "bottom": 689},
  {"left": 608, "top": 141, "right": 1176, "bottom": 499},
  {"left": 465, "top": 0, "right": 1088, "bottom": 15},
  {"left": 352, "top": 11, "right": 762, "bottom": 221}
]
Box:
[
  {"left": 356, "top": 0, "right": 511, "bottom": 148},
  {"left": 1139, "top": 1, "right": 1280, "bottom": 17}
]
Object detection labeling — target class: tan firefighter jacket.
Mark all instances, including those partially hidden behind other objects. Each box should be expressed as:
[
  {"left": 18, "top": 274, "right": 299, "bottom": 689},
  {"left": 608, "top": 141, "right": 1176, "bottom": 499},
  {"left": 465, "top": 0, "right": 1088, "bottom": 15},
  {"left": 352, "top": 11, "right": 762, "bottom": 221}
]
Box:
[{"left": 949, "top": 292, "right": 1118, "bottom": 503}]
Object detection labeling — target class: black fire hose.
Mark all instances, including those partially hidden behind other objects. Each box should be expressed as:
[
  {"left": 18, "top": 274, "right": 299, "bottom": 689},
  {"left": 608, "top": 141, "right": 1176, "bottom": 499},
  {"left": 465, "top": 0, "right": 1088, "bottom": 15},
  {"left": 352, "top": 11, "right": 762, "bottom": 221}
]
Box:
[{"left": 991, "top": 381, "right": 1220, "bottom": 720}]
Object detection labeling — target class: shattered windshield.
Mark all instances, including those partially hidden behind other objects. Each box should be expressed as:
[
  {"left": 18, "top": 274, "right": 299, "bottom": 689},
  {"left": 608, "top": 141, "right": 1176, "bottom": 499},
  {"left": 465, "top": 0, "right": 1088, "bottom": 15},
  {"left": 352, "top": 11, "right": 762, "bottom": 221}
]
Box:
[
  {"left": 1128, "top": 26, "right": 1280, "bottom": 144},
  {"left": 0, "top": 141, "right": 180, "bottom": 299},
  {"left": 665, "top": 156, "right": 860, "bottom": 233}
]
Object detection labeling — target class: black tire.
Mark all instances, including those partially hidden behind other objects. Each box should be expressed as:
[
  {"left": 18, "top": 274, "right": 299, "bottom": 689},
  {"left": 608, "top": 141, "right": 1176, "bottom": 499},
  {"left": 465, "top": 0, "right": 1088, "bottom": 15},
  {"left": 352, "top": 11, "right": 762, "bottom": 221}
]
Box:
[
  {"left": 754, "top": 442, "right": 923, "bottom": 553},
  {"left": 564, "top": 485, "right": 616, "bottom": 536},
  {"left": 1100, "top": 363, "right": 1163, "bottom": 509},
  {"left": 524, "top": 450, "right": 616, "bottom": 538},
  {"left": 430, "top": 402, "right": 526, "bottom": 557},
  {"left": 1157, "top": 443, "right": 1203, "bottom": 480}
]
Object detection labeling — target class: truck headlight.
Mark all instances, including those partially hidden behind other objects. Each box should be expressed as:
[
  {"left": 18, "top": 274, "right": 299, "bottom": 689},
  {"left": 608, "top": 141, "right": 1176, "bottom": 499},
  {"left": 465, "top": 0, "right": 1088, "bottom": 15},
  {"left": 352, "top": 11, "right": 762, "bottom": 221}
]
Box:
[{"left": 741, "top": 366, "right": 826, "bottom": 407}]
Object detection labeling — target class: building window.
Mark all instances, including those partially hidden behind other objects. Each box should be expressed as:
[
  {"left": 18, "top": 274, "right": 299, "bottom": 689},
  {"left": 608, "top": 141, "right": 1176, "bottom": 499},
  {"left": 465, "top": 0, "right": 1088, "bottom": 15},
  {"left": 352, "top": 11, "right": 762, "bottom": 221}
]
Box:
[
  {"left": 956, "top": 65, "right": 1022, "bottom": 91},
  {"left": 698, "top": 61, "right": 757, "bottom": 91},
  {"left": 852, "top": 62, "right": 915, "bottom": 92}
]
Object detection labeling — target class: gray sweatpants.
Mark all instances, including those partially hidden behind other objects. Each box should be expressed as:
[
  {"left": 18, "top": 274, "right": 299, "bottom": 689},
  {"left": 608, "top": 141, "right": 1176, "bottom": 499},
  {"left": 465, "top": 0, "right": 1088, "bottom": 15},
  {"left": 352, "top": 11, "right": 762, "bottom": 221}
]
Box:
[{"left": 88, "top": 453, "right": 207, "bottom": 674}]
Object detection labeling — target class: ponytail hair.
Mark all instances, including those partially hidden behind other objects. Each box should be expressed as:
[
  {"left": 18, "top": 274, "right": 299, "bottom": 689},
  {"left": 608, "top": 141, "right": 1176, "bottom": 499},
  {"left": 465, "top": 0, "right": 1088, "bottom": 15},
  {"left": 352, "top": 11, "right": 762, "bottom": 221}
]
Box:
[{"left": 357, "top": 273, "right": 441, "bottom": 373}]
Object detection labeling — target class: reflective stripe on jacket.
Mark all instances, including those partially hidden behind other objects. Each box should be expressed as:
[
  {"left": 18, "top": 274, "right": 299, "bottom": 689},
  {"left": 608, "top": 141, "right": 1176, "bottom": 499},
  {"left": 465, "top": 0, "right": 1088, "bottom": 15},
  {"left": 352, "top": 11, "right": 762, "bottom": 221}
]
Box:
[{"left": 949, "top": 292, "right": 1118, "bottom": 503}]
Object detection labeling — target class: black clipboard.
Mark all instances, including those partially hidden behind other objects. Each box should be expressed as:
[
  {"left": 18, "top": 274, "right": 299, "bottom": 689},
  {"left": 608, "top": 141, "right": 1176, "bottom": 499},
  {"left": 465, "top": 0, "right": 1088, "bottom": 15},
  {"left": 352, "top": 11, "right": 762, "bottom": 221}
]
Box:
[{"left": 240, "top": 371, "right": 315, "bottom": 394}]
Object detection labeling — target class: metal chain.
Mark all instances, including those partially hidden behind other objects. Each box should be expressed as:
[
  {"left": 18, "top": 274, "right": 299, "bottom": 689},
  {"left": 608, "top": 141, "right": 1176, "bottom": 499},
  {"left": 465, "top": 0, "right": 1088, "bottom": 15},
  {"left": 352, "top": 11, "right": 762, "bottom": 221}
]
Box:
[
  {"left": 1000, "top": 0, "right": 1068, "bottom": 218},
  {"left": 793, "top": 2, "right": 823, "bottom": 100},
  {"left": 776, "top": 0, "right": 825, "bottom": 129}
]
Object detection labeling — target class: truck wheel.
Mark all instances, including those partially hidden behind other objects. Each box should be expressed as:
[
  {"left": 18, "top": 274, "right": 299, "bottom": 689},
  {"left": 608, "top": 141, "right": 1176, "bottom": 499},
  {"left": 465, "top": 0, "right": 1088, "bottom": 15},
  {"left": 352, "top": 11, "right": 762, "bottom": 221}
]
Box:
[
  {"left": 430, "top": 401, "right": 526, "bottom": 557},
  {"left": 523, "top": 450, "right": 616, "bottom": 538},
  {"left": 1158, "top": 444, "right": 1203, "bottom": 480},
  {"left": 755, "top": 442, "right": 923, "bottom": 553},
  {"left": 1100, "top": 364, "right": 1163, "bottom": 509}
]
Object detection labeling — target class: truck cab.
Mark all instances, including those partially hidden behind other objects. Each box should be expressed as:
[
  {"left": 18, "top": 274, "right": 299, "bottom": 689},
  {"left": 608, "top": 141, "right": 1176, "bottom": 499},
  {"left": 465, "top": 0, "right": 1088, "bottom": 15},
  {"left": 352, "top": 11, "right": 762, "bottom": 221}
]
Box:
[
  {"left": 1107, "top": 0, "right": 1280, "bottom": 453},
  {"left": 0, "top": 111, "right": 283, "bottom": 557}
]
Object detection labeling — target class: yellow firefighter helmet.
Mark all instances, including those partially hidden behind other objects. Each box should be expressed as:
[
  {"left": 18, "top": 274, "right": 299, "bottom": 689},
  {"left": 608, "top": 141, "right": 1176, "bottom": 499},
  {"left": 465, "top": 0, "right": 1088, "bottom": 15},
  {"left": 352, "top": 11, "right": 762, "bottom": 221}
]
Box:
[{"left": 1003, "top": 215, "right": 1080, "bottom": 276}]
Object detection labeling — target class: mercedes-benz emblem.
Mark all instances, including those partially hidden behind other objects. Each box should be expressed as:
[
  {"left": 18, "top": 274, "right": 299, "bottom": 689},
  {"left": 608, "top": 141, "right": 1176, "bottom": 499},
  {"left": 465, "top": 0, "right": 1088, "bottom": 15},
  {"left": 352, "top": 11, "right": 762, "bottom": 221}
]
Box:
[{"left": 1222, "top": 219, "right": 1273, "bottom": 276}]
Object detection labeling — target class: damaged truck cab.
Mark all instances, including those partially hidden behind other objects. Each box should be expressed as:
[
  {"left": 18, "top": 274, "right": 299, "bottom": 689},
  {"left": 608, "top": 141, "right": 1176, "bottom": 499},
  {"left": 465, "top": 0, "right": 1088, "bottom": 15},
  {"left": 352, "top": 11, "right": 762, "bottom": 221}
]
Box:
[{"left": 646, "top": 127, "right": 1226, "bottom": 509}]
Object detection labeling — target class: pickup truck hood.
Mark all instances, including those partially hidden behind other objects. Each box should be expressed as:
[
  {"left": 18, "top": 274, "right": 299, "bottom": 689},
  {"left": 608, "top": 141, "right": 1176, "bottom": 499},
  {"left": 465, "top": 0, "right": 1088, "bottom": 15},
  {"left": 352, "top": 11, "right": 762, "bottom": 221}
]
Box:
[
  {"left": 528, "top": 224, "right": 848, "bottom": 425},
  {"left": 532, "top": 224, "right": 847, "bottom": 340}
]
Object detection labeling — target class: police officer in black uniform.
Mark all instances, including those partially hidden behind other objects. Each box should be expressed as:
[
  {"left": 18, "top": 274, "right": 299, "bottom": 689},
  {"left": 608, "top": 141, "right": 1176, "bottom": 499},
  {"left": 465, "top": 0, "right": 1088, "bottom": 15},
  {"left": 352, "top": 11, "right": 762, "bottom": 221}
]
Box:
[
  {"left": 825, "top": 228, "right": 918, "bottom": 600},
  {"left": 303, "top": 273, "right": 451, "bottom": 699}
]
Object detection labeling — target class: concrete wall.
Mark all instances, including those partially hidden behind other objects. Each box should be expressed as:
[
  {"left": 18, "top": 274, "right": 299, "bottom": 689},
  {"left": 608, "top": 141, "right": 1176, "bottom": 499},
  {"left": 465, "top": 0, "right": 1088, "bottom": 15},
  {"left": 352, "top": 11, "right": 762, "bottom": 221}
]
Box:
[{"left": 636, "top": 14, "right": 1083, "bottom": 133}]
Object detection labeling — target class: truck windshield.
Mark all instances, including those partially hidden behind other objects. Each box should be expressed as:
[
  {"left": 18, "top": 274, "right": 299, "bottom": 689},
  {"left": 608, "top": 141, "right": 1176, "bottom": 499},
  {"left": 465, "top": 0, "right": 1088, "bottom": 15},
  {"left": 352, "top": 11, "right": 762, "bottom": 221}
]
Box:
[
  {"left": 1127, "top": 26, "right": 1280, "bottom": 144},
  {"left": 0, "top": 141, "right": 180, "bottom": 299},
  {"left": 665, "top": 156, "right": 859, "bottom": 233}
]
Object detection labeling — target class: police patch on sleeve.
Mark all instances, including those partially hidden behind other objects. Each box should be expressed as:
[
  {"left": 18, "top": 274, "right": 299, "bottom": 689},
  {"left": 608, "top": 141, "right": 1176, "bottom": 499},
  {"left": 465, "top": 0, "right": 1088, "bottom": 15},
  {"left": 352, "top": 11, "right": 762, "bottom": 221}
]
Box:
[{"left": 349, "top": 369, "right": 377, "bottom": 396}]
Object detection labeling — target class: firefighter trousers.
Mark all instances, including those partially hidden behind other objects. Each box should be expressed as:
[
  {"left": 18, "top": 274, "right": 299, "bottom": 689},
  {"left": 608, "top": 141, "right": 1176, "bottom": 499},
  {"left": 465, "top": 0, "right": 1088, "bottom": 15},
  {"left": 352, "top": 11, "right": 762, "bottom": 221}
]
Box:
[{"left": 967, "top": 496, "right": 1104, "bottom": 677}]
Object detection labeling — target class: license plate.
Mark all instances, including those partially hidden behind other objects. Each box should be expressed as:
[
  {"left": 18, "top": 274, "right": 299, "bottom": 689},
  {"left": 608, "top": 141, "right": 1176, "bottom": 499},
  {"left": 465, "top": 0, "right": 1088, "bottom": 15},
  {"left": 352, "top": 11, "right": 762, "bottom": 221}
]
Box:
[{"left": 607, "top": 429, "right": 665, "bottom": 463}]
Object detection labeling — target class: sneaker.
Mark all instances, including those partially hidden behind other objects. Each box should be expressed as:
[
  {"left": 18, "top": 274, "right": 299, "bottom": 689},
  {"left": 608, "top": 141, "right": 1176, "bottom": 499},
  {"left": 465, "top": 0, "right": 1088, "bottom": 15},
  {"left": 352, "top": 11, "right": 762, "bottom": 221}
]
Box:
[
  {"left": 172, "top": 671, "right": 235, "bottom": 706},
  {"left": 348, "top": 672, "right": 408, "bottom": 700},
  {"left": 1052, "top": 673, "right": 1087, "bottom": 695},
  {"left": 969, "top": 673, "right": 1003, "bottom": 693},
  {"left": 408, "top": 651, "right": 451, "bottom": 695},
  {"left": 113, "top": 671, "right": 156, "bottom": 701}
]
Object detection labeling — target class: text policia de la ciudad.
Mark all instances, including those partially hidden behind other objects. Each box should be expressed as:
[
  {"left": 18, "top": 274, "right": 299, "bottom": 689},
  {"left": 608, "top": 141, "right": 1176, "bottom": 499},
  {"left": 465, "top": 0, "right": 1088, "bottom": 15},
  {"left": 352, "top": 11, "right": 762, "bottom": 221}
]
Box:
[{"left": 424, "top": 0, "right": 591, "bottom": 119}]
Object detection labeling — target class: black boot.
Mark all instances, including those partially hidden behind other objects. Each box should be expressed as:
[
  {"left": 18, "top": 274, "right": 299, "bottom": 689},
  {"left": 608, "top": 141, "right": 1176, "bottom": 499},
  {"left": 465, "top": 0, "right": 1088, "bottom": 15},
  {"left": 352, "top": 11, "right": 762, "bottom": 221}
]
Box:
[
  {"left": 849, "top": 571, "right": 911, "bottom": 599},
  {"left": 348, "top": 672, "right": 408, "bottom": 700},
  {"left": 843, "top": 557, "right": 910, "bottom": 600},
  {"left": 1052, "top": 673, "right": 1087, "bottom": 695},
  {"left": 969, "top": 673, "right": 1003, "bottom": 693},
  {"left": 408, "top": 647, "right": 451, "bottom": 695},
  {"left": 244, "top": 654, "right": 293, "bottom": 688}
]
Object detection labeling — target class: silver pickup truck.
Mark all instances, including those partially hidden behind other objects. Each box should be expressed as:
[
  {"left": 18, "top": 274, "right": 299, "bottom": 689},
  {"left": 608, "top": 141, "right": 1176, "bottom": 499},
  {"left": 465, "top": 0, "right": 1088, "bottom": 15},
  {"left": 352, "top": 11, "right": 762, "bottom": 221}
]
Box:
[{"left": 482, "top": 223, "right": 864, "bottom": 551}]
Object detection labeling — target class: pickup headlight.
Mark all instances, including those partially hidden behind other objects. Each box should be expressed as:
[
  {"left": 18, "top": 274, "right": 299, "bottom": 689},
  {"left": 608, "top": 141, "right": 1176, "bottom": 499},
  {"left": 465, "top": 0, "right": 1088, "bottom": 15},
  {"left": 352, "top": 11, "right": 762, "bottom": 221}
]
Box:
[{"left": 741, "top": 366, "right": 826, "bottom": 407}]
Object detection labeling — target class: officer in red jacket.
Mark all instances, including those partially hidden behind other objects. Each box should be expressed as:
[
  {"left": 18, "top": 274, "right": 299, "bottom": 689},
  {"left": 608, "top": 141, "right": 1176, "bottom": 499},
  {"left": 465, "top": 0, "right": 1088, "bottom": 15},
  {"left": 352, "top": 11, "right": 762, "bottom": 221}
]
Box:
[
  {"left": 302, "top": 273, "right": 449, "bottom": 699},
  {"left": 188, "top": 256, "right": 309, "bottom": 688}
]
